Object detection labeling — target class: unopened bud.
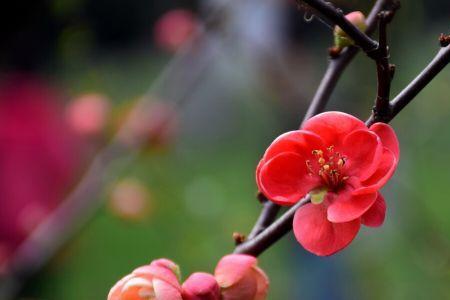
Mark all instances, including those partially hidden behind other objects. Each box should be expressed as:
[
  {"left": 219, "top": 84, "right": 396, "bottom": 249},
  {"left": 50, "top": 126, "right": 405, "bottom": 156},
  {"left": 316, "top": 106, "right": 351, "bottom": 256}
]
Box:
[{"left": 334, "top": 11, "right": 367, "bottom": 49}]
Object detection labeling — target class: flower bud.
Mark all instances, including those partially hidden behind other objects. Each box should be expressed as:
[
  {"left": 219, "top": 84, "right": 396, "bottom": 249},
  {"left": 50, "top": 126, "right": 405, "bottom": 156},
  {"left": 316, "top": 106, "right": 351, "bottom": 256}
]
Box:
[
  {"left": 182, "top": 272, "right": 220, "bottom": 300},
  {"left": 108, "top": 259, "right": 182, "bottom": 300},
  {"left": 214, "top": 254, "right": 269, "bottom": 300},
  {"left": 334, "top": 11, "right": 367, "bottom": 48}
]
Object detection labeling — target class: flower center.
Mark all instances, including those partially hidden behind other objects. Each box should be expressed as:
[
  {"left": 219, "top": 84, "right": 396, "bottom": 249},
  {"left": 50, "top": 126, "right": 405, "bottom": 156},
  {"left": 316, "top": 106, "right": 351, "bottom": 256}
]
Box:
[{"left": 306, "top": 145, "right": 348, "bottom": 190}]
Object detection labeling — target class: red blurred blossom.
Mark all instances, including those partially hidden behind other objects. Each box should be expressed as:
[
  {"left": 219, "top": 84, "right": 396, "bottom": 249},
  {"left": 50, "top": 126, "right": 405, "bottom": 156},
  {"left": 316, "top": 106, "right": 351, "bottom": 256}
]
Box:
[
  {"left": 108, "top": 259, "right": 182, "bottom": 300},
  {"left": 214, "top": 254, "right": 269, "bottom": 300},
  {"left": 182, "top": 272, "right": 220, "bottom": 300},
  {"left": 256, "top": 111, "right": 399, "bottom": 256},
  {"left": 0, "top": 75, "right": 83, "bottom": 265},
  {"left": 65, "top": 93, "right": 111, "bottom": 137},
  {"left": 153, "top": 9, "right": 198, "bottom": 53}
]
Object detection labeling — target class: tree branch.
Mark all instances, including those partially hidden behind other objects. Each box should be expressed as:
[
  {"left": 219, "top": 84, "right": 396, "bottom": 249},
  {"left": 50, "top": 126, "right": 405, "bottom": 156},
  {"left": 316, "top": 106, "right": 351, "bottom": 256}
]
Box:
[
  {"left": 246, "top": 194, "right": 281, "bottom": 240},
  {"left": 367, "top": 42, "right": 450, "bottom": 126},
  {"left": 373, "top": 12, "right": 393, "bottom": 120},
  {"left": 243, "top": 0, "right": 392, "bottom": 246},
  {"left": 372, "top": 3, "right": 400, "bottom": 122}
]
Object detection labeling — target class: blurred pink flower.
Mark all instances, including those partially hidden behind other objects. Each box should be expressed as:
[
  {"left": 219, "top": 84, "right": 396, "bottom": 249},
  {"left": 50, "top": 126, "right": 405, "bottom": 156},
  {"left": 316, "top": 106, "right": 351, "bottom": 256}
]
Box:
[
  {"left": 182, "top": 272, "right": 220, "bottom": 300},
  {"left": 0, "top": 74, "right": 83, "bottom": 265},
  {"left": 65, "top": 93, "right": 111, "bottom": 137},
  {"left": 118, "top": 100, "right": 178, "bottom": 150},
  {"left": 153, "top": 9, "right": 198, "bottom": 52},
  {"left": 108, "top": 179, "right": 151, "bottom": 222},
  {"left": 214, "top": 254, "right": 269, "bottom": 300},
  {"left": 108, "top": 259, "right": 182, "bottom": 300}
]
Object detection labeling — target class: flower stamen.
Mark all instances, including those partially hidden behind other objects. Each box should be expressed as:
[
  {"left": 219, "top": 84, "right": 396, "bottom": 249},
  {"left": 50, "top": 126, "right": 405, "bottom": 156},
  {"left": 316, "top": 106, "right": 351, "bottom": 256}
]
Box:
[{"left": 305, "top": 145, "right": 348, "bottom": 189}]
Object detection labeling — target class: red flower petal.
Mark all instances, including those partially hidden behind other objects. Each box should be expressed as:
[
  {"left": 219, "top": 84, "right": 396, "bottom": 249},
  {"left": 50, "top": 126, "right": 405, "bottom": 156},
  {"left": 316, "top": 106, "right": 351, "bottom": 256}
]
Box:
[
  {"left": 342, "top": 129, "right": 383, "bottom": 180},
  {"left": 259, "top": 152, "right": 321, "bottom": 206},
  {"left": 293, "top": 202, "right": 361, "bottom": 256},
  {"left": 302, "top": 112, "right": 366, "bottom": 147},
  {"left": 361, "top": 193, "right": 386, "bottom": 227},
  {"left": 263, "top": 130, "right": 325, "bottom": 162},
  {"left": 353, "top": 148, "right": 397, "bottom": 195},
  {"left": 327, "top": 190, "right": 378, "bottom": 223},
  {"left": 255, "top": 159, "right": 264, "bottom": 193},
  {"left": 370, "top": 123, "right": 400, "bottom": 160}
]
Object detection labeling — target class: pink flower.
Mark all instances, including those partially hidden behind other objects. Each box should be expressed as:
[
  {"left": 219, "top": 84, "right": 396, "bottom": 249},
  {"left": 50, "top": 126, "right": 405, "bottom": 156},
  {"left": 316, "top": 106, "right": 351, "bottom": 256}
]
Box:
[
  {"left": 108, "top": 259, "right": 182, "bottom": 300},
  {"left": 256, "top": 111, "right": 399, "bottom": 256},
  {"left": 65, "top": 93, "right": 111, "bottom": 137},
  {"left": 182, "top": 272, "right": 220, "bottom": 300},
  {"left": 214, "top": 254, "right": 269, "bottom": 300},
  {"left": 153, "top": 9, "right": 197, "bottom": 53}
]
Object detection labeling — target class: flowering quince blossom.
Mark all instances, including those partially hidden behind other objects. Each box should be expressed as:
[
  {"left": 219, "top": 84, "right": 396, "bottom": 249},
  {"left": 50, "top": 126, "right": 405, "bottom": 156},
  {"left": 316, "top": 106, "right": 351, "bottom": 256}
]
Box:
[
  {"left": 256, "top": 111, "right": 400, "bottom": 256},
  {"left": 215, "top": 254, "right": 269, "bottom": 300},
  {"left": 108, "top": 259, "right": 183, "bottom": 300}
]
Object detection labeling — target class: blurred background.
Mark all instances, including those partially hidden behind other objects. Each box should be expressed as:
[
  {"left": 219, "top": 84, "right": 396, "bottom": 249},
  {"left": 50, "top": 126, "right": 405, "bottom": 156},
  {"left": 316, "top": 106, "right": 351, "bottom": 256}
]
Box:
[{"left": 0, "top": 0, "right": 449, "bottom": 299}]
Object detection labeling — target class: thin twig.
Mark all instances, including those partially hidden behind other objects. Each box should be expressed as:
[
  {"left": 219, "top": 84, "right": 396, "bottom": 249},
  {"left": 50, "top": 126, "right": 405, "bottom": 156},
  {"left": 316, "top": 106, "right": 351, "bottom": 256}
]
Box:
[
  {"left": 247, "top": 194, "right": 281, "bottom": 240},
  {"left": 298, "top": 0, "right": 379, "bottom": 53},
  {"left": 234, "top": 196, "right": 311, "bottom": 256},
  {"left": 244, "top": 0, "right": 392, "bottom": 244}
]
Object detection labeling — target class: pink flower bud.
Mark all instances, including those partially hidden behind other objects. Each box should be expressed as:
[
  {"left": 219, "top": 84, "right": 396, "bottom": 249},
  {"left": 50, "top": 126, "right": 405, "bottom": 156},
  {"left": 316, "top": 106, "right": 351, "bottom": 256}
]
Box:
[
  {"left": 214, "top": 254, "right": 269, "bottom": 300},
  {"left": 182, "top": 272, "right": 220, "bottom": 300},
  {"left": 108, "top": 259, "right": 182, "bottom": 300},
  {"left": 334, "top": 11, "right": 367, "bottom": 48}
]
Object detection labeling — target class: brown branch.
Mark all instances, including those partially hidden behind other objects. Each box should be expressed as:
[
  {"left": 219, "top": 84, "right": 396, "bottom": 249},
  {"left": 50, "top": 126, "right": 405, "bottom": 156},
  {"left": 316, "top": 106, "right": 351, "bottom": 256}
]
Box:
[
  {"left": 372, "top": 3, "right": 400, "bottom": 122},
  {"left": 373, "top": 12, "right": 393, "bottom": 120},
  {"left": 247, "top": 194, "right": 281, "bottom": 240},
  {"left": 367, "top": 42, "right": 450, "bottom": 126},
  {"left": 234, "top": 196, "right": 311, "bottom": 256},
  {"left": 243, "top": 0, "right": 392, "bottom": 247}
]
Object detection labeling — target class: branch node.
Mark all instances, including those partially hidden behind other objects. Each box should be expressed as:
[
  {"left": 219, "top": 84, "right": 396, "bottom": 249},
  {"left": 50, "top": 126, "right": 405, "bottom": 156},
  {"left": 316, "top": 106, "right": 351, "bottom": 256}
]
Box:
[
  {"left": 439, "top": 33, "right": 450, "bottom": 47},
  {"left": 328, "top": 46, "right": 342, "bottom": 58},
  {"left": 256, "top": 192, "right": 268, "bottom": 204},
  {"left": 233, "top": 232, "right": 246, "bottom": 245},
  {"left": 389, "top": 64, "right": 396, "bottom": 79}
]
